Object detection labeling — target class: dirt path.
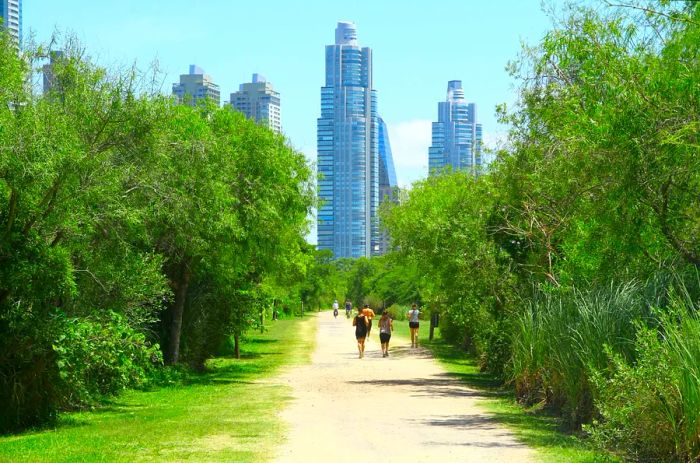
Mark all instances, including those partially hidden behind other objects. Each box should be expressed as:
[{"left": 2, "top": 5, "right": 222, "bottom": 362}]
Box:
[{"left": 273, "top": 311, "right": 535, "bottom": 463}]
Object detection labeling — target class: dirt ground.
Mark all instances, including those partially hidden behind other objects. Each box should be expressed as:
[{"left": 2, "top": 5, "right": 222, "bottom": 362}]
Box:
[{"left": 272, "top": 311, "right": 535, "bottom": 463}]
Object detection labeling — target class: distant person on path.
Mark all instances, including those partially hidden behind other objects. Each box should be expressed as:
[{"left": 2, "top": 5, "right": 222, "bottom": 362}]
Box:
[
  {"left": 352, "top": 306, "right": 369, "bottom": 358},
  {"left": 378, "top": 310, "right": 394, "bottom": 357},
  {"left": 407, "top": 303, "right": 420, "bottom": 348},
  {"left": 333, "top": 299, "right": 339, "bottom": 318},
  {"left": 345, "top": 300, "right": 352, "bottom": 318},
  {"left": 362, "top": 304, "right": 376, "bottom": 340}
]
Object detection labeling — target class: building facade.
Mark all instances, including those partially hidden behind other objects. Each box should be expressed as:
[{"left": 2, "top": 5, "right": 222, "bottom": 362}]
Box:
[
  {"left": 377, "top": 116, "right": 398, "bottom": 254},
  {"left": 172, "top": 65, "right": 221, "bottom": 107},
  {"left": 428, "top": 80, "right": 483, "bottom": 174},
  {"left": 230, "top": 74, "right": 281, "bottom": 133},
  {"left": 42, "top": 51, "right": 64, "bottom": 94},
  {"left": 1, "top": 0, "right": 21, "bottom": 48},
  {"left": 317, "top": 21, "right": 378, "bottom": 259}
]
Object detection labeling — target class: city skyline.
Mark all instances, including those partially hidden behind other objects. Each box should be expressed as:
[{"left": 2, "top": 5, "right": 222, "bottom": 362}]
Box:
[{"left": 23, "top": 0, "right": 554, "bottom": 190}]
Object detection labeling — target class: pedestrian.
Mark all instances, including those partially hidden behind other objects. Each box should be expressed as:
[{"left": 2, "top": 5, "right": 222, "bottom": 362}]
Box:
[
  {"left": 407, "top": 303, "right": 420, "bottom": 348},
  {"left": 362, "top": 304, "right": 375, "bottom": 340},
  {"left": 378, "top": 310, "right": 393, "bottom": 357},
  {"left": 333, "top": 299, "right": 339, "bottom": 318},
  {"left": 345, "top": 300, "right": 352, "bottom": 318},
  {"left": 352, "top": 306, "right": 368, "bottom": 358}
]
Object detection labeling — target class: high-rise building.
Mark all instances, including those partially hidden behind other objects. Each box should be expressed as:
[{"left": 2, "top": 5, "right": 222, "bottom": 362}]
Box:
[
  {"left": 317, "top": 21, "right": 379, "bottom": 259},
  {"left": 172, "top": 65, "right": 220, "bottom": 107},
  {"left": 1, "top": 0, "right": 22, "bottom": 48},
  {"left": 42, "top": 51, "right": 64, "bottom": 95},
  {"left": 230, "top": 74, "right": 281, "bottom": 134},
  {"left": 428, "top": 80, "right": 483, "bottom": 174},
  {"left": 377, "top": 116, "right": 398, "bottom": 254}
]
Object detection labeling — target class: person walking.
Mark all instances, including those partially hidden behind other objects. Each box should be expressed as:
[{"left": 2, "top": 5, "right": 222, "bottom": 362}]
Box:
[
  {"left": 407, "top": 303, "right": 420, "bottom": 348},
  {"left": 332, "top": 299, "right": 339, "bottom": 318},
  {"left": 362, "top": 304, "right": 376, "bottom": 341},
  {"left": 352, "top": 306, "right": 368, "bottom": 358},
  {"left": 378, "top": 310, "right": 394, "bottom": 357},
  {"left": 345, "top": 300, "right": 352, "bottom": 318}
]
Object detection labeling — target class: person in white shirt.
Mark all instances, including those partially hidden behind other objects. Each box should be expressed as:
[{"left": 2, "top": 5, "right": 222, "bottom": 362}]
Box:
[{"left": 407, "top": 303, "right": 420, "bottom": 348}]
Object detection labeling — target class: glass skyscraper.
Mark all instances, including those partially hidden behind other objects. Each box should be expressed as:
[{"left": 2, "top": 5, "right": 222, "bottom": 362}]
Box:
[
  {"left": 429, "top": 80, "right": 483, "bottom": 174},
  {"left": 317, "top": 21, "right": 379, "bottom": 259},
  {"left": 1, "top": 0, "right": 22, "bottom": 48},
  {"left": 377, "top": 116, "right": 398, "bottom": 255}
]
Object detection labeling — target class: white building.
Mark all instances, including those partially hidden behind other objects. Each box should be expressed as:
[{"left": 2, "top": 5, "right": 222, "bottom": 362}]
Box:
[
  {"left": 172, "top": 65, "right": 221, "bottom": 107},
  {"left": 230, "top": 74, "right": 281, "bottom": 134}
]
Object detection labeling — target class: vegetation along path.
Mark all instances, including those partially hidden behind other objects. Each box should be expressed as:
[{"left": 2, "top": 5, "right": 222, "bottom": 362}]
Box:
[{"left": 274, "top": 310, "right": 534, "bottom": 462}]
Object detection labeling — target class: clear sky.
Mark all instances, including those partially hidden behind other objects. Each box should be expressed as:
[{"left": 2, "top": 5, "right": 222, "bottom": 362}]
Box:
[{"left": 25, "top": 0, "right": 556, "bottom": 189}]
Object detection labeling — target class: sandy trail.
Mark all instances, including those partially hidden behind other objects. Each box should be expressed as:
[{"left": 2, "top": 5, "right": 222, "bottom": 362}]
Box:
[{"left": 272, "top": 311, "right": 534, "bottom": 462}]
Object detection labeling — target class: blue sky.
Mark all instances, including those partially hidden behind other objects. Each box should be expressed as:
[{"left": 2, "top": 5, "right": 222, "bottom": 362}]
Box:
[{"left": 26, "top": 0, "right": 557, "bottom": 188}]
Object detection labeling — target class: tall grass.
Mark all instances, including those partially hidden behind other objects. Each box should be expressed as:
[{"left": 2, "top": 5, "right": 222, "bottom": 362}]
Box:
[
  {"left": 591, "top": 278, "right": 700, "bottom": 461},
  {"left": 510, "top": 282, "right": 645, "bottom": 428},
  {"left": 510, "top": 272, "right": 700, "bottom": 460}
]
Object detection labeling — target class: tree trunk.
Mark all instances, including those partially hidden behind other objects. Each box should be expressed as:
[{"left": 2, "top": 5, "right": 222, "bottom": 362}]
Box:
[
  {"left": 167, "top": 259, "right": 190, "bottom": 365},
  {"left": 234, "top": 333, "right": 240, "bottom": 359}
]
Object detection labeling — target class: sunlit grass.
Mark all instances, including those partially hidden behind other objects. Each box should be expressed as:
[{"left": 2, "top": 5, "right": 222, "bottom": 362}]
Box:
[{"left": 0, "top": 316, "right": 317, "bottom": 463}]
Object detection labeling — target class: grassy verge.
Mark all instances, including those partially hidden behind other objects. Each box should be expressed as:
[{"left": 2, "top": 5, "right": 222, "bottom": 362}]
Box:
[
  {"left": 419, "top": 329, "right": 619, "bottom": 463},
  {"left": 0, "top": 315, "right": 317, "bottom": 463}
]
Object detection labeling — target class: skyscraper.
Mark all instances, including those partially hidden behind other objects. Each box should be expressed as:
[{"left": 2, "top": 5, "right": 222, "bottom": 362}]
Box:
[
  {"left": 0, "top": 0, "right": 22, "bottom": 48},
  {"left": 429, "top": 80, "right": 483, "bottom": 174},
  {"left": 377, "top": 116, "right": 398, "bottom": 254},
  {"left": 317, "top": 21, "right": 379, "bottom": 259},
  {"left": 172, "top": 65, "right": 221, "bottom": 107},
  {"left": 230, "top": 74, "right": 281, "bottom": 134},
  {"left": 42, "top": 51, "right": 64, "bottom": 95}
]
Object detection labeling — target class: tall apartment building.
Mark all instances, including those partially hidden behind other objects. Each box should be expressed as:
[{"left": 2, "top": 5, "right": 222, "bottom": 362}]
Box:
[
  {"left": 317, "top": 21, "right": 379, "bottom": 259},
  {"left": 230, "top": 74, "right": 281, "bottom": 133},
  {"left": 172, "top": 65, "right": 221, "bottom": 107},
  {"left": 429, "top": 80, "right": 483, "bottom": 174},
  {"left": 1, "top": 0, "right": 22, "bottom": 48}
]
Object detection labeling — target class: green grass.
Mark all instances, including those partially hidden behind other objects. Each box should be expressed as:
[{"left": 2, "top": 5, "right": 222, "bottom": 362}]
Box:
[
  {"left": 0, "top": 316, "right": 317, "bottom": 463},
  {"left": 421, "top": 330, "right": 620, "bottom": 463}
]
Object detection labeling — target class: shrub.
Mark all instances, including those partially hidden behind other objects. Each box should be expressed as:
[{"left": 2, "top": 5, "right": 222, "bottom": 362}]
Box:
[
  {"left": 509, "top": 282, "right": 644, "bottom": 428},
  {"left": 590, "top": 300, "right": 700, "bottom": 461},
  {"left": 52, "top": 311, "right": 162, "bottom": 408}
]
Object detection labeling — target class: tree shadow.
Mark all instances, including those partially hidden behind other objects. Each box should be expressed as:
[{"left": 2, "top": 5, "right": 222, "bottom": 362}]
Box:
[
  {"left": 424, "top": 339, "right": 615, "bottom": 461},
  {"left": 347, "top": 377, "right": 502, "bottom": 399}
]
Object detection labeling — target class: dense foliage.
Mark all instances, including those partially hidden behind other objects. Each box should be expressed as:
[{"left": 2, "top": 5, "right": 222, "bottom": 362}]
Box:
[{"left": 0, "top": 36, "right": 314, "bottom": 432}]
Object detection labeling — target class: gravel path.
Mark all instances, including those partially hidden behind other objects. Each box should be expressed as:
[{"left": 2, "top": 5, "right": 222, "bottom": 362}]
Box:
[{"left": 273, "top": 311, "right": 535, "bottom": 463}]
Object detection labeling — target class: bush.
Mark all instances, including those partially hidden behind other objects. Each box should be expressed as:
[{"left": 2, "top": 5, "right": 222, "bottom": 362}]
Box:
[
  {"left": 384, "top": 303, "right": 407, "bottom": 321},
  {"left": 590, "top": 300, "right": 700, "bottom": 461},
  {"left": 509, "top": 283, "right": 644, "bottom": 428},
  {"left": 52, "top": 311, "right": 162, "bottom": 408},
  {"left": 0, "top": 307, "right": 61, "bottom": 433}
]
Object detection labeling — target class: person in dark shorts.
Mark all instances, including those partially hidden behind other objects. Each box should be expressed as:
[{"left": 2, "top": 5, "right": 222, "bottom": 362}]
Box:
[
  {"left": 378, "top": 310, "right": 393, "bottom": 357},
  {"left": 352, "top": 306, "right": 368, "bottom": 358},
  {"left": 407, "top": 303, "right": 420, "bottom": 348},
  {"left": 345, "top": 300, "right": 352, "bottom": 318},
  {"left": 362, "top": 304, "right": 375, "bottom": 341}
]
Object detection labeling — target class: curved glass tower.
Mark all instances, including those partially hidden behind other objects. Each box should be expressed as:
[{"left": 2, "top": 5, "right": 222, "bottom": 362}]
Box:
[
  {"left": 317, "top": 22, "right": 379, "bottom": 258},
  {"left": 429, "top": 80, "right": 483, "bottom": 174}
]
